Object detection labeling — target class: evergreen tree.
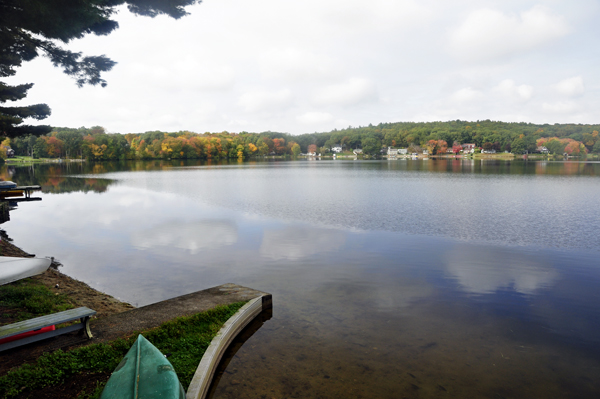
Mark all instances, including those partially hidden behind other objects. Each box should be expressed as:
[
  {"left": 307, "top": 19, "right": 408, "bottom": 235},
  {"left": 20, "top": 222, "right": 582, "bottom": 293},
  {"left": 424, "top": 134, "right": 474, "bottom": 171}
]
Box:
[
  {"left": 0, "top": 0, "right": 199, "bottom": 137},
  {"left": 0, "top": 82, "right": 51, "bottom": 137}
]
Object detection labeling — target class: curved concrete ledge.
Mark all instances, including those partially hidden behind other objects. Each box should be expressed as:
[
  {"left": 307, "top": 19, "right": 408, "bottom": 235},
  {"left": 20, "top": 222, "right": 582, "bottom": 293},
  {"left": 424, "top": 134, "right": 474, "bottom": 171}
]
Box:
[{"left": 186, "top": 295, "right": 271, "bottom": 399}]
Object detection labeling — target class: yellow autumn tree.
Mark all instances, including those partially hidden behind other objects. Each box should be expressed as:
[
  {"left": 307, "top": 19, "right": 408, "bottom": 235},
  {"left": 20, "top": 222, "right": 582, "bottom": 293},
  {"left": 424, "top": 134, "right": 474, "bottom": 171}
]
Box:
[{"left": 91, "top": 144, "right": 107, "bottom": 158}]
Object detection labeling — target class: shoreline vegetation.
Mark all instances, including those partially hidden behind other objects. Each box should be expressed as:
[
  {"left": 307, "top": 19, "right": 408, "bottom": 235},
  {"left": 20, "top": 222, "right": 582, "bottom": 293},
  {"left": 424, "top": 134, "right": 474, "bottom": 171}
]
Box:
[
  {"left": 8, "top": 151, "right": 600, "bottom": 163},
  {"left": 0, "top": 239, "right": 246, "bottom": 399},
  {"left": 2, "top": 120, "right": 598, "bottom": 163},
  {"left": 4, "top": 151, "right": 599, "bottom": 167}
]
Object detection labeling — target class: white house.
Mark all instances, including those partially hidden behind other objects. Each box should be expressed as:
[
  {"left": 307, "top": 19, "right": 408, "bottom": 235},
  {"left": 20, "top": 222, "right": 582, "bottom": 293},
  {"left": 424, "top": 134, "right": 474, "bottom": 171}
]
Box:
[
  {"left": 537, "top": 146, "right": 549, "bottom": 154},
  {"left": 331, "top": 145, "right": 343, "bottom": 153},
  {"left": 387, "top": 147, "right": 399, "bottom": 156},
  {"left": 353, "top": 148, "right": 363, "bottom": 155},
  {"left": 462, "top": 143, "right": 476, "bottom": 154},
  {"left": 398, "top": 148, "right": 408, "bottom": 155}
]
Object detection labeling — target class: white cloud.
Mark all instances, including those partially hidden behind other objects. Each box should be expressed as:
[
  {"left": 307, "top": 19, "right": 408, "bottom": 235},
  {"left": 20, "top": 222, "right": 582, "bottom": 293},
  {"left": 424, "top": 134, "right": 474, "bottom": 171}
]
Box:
[
  {"left": 313, "top": 78, "right": 377, "bottom": 107},
  {"left": 450, "top": 6, "right": 569, "bottom": 61},
  {"left": 127, "top": 61, "right": 235, "bottom": 91},
  {"left": 493, "top": 79, "right": 534, "bottom": 101},
  {"left": 190, "top": 66, "right": 236, "bottom": 90},
  {"left": 296, "top": 111, "right": 334, "bottom": 125},
  {"left": 542, "top": 101, "right": 578, "bottom": 114},
  {"left": 238, "top": 89, "right": 293, "bottom": 112},
  {"left": 555, "top": 76, "right": 584, "bottom": 97},
  {"left": 259, "top": 48, "right": 336, "bottom": 81},
  {"left": 319, "top": 0, "right": 430, "bottom": 33},
  {"left": 451, "top": 87, "right": 483, "bottom": 103}
]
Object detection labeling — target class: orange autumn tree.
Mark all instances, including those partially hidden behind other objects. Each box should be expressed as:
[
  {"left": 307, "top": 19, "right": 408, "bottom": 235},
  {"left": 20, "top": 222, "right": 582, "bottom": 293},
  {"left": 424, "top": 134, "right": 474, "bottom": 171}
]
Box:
[
  {"left": 425, "top": 140, "right": 448, "bottom": 155},
  {"left": 564, "top": 140, "right": 587, "bottom": 155},
  {"left": 42, "top": 136, "right": 65, "bottom": 157},
  {"left": 537, "top": 137, "right": 587, "bottom": 155},
  {"left": 273, "top": 138, "right": 287, "bottom": 155}
]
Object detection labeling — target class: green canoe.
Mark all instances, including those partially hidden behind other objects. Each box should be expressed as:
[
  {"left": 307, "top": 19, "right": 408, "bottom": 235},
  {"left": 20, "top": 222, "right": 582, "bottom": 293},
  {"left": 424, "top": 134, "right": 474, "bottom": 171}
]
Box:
[{"left": 101, "top": 335, "right": 185, "bottom": 399}]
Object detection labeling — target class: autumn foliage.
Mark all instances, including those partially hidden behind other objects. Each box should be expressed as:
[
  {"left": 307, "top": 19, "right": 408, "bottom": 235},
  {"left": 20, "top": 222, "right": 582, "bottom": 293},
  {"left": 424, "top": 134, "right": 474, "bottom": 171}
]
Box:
[
  {"left": 452, "top": 142, "right": 462, "bottom": 154},
  {"left": 7, "top": 120, "right": 599, "bottom": 161},
  {"left": 426, "top": 140, "right": 448, "bottom": 155},
  {"left": 11, "top": 129, "right": 302, "bottom": 161},
  {"left": 537, "top": 137, "right": 588, "bottom": 155}
]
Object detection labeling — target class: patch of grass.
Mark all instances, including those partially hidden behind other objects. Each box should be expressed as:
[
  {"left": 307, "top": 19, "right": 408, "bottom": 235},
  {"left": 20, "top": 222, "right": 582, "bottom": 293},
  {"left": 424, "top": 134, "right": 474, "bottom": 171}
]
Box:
[
  {"left": 6, "top": 156, "right": 47, "bottom": 164},
  {"left": 472, "top": 153, "right": 515, "bottom": 159},
  {"left": 76, "top": 381, "right": 106, "bottom": 399},
  {"left": 0, "top": 301, "right": 246, "bottom": 398},
  {"left": 6, "top": 156, "right": 85, "bottom": 164},
  {"left": 0, "top": 278, "right": 75, "bottom": 322}
]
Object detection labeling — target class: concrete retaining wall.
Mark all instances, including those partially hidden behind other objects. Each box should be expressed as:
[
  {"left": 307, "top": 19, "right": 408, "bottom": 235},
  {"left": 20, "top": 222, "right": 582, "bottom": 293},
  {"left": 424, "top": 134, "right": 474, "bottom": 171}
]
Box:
[{"left": 186, "top": 295, "right": 272, "bottom": 399}]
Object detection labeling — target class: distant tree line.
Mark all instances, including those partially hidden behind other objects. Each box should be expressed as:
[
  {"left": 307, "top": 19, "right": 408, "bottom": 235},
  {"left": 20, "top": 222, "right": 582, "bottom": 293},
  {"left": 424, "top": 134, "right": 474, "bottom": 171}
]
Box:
[
  {"left": 4, "top": 120, "right": 600, "bottom": 161},
  {"left": 7, "top": 127, "right": 302, "bottom": 161},
  {"left": 293, "top": 120, "right": 598, "bottom": 157}
]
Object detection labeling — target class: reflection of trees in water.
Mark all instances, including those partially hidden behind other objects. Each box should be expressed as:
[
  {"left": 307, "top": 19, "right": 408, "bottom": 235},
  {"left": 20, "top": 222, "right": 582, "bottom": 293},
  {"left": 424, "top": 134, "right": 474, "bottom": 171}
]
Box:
[
  {"left": 40, "top": 178, "right": 111, "bottom": 194},
  {"left": 0, "top": 163, "right": 114, "bottom": 194},
  {"left": 0, "top": 159, "right": 237, "bottom": 194},
  {"left": 0, "top": 160, "right": 598, "bottom": 195},
  {"left": 379, "top": 159, "right": 600, "bottom": 176}
]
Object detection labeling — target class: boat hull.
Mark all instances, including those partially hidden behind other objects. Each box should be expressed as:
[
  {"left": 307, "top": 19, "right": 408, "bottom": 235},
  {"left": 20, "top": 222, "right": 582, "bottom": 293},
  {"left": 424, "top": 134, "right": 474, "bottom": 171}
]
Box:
[
  {"left": 0, "top": 256, "right": 52, "bottom": 286},
  {"left": 101, "top": 334, "right": 185, "bottom": 399}
]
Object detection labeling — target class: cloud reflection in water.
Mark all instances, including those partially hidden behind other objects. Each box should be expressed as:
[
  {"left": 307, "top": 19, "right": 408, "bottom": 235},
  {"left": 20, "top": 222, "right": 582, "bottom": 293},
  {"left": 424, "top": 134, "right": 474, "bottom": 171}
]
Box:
[
  {"left": 260, "top": 226, "right": 345, "bottom": 260},
  {"left": 131, "top": 220, "right": 238, "bottom": 254},
  {"left": 445, "top": 244, "right": 559, "bottom": 295}
]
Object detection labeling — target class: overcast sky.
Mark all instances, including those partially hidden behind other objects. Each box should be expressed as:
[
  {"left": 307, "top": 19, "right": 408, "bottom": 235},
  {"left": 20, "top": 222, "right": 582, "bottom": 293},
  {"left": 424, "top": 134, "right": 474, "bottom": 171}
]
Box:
[{"left": 6, "top": 0, "right": 600, "bottom": 134}]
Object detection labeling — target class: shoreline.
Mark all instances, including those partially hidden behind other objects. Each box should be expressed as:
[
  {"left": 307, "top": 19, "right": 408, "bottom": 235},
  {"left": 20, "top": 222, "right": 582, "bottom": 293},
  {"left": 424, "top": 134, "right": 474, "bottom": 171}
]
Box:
[
  {"left": 1, "top": 238, "right": 272, "bottom": 399},
  {"left": 0, "top": 239, "right": 134, "bottom": 319}
]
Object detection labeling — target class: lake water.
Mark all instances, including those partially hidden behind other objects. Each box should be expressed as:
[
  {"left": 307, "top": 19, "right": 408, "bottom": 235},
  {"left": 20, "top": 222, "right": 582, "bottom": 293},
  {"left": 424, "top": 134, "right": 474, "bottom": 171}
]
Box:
[{"left": 3, "top": 159, "right": 600, "bottom": 398}]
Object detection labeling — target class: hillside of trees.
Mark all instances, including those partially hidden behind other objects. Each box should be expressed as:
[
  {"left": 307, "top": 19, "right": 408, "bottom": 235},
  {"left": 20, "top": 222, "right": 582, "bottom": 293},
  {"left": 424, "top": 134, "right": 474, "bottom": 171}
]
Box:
[{"left": 5, "top": 120, "right": 600, "bottom": 161}]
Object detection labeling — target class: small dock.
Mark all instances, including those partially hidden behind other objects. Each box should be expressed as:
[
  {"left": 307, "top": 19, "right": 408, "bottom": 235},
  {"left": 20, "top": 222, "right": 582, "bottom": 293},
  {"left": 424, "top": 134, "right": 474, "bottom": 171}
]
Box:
[
  {"left": 17, "top": 185, "right": 42, "bottom": 199},
  {"left": 0, "top": 185, "right": 43, "bottom": 203},
  {"left": 0, "top": 284, "right": 272, "bottom": 373}
]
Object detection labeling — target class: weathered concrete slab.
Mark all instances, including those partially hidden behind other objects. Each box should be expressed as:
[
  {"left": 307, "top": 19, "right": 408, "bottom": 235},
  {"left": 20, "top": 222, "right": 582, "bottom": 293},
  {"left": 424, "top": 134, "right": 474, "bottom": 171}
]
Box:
[{"left": 91, "top": 283, "right": 271, "bottom": 343}]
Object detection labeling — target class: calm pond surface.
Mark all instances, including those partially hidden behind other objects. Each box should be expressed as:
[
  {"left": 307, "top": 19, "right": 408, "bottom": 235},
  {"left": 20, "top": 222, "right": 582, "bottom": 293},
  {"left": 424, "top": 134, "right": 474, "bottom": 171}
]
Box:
[{"left": 3, "top": 159, "right": 600, "bottom": 398}]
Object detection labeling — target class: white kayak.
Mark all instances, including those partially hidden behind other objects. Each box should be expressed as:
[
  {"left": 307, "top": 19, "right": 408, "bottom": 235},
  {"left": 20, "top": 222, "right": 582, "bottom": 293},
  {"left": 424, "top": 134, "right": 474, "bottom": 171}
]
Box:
[{"left": 0, "top": 256, "right": 52, "bottom": 286}]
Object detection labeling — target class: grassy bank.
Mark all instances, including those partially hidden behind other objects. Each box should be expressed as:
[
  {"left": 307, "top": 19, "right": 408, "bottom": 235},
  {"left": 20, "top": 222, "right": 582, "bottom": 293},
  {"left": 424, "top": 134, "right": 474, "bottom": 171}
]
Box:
[
  {"left": 5, "top": 156, "right": 85, "bottom": 165},
  {"left": 472, "top": 153, "right": 515, "bottom": 160},
  {"left": 0, "top": 278, "right": 75, "bottom": 324},
  {"left": 0, "top": 301, "right": 246, "bottom": 398},
  {"left": 5, "top": 156, "right": 52, "bottom": 164}
]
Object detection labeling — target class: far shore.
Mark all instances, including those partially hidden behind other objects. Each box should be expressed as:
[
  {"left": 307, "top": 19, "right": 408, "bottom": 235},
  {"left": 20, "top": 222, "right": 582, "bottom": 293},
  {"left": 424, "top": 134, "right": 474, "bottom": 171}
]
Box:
[{"left": 1, "top": 152, "right": 596, "bottom": 167}]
